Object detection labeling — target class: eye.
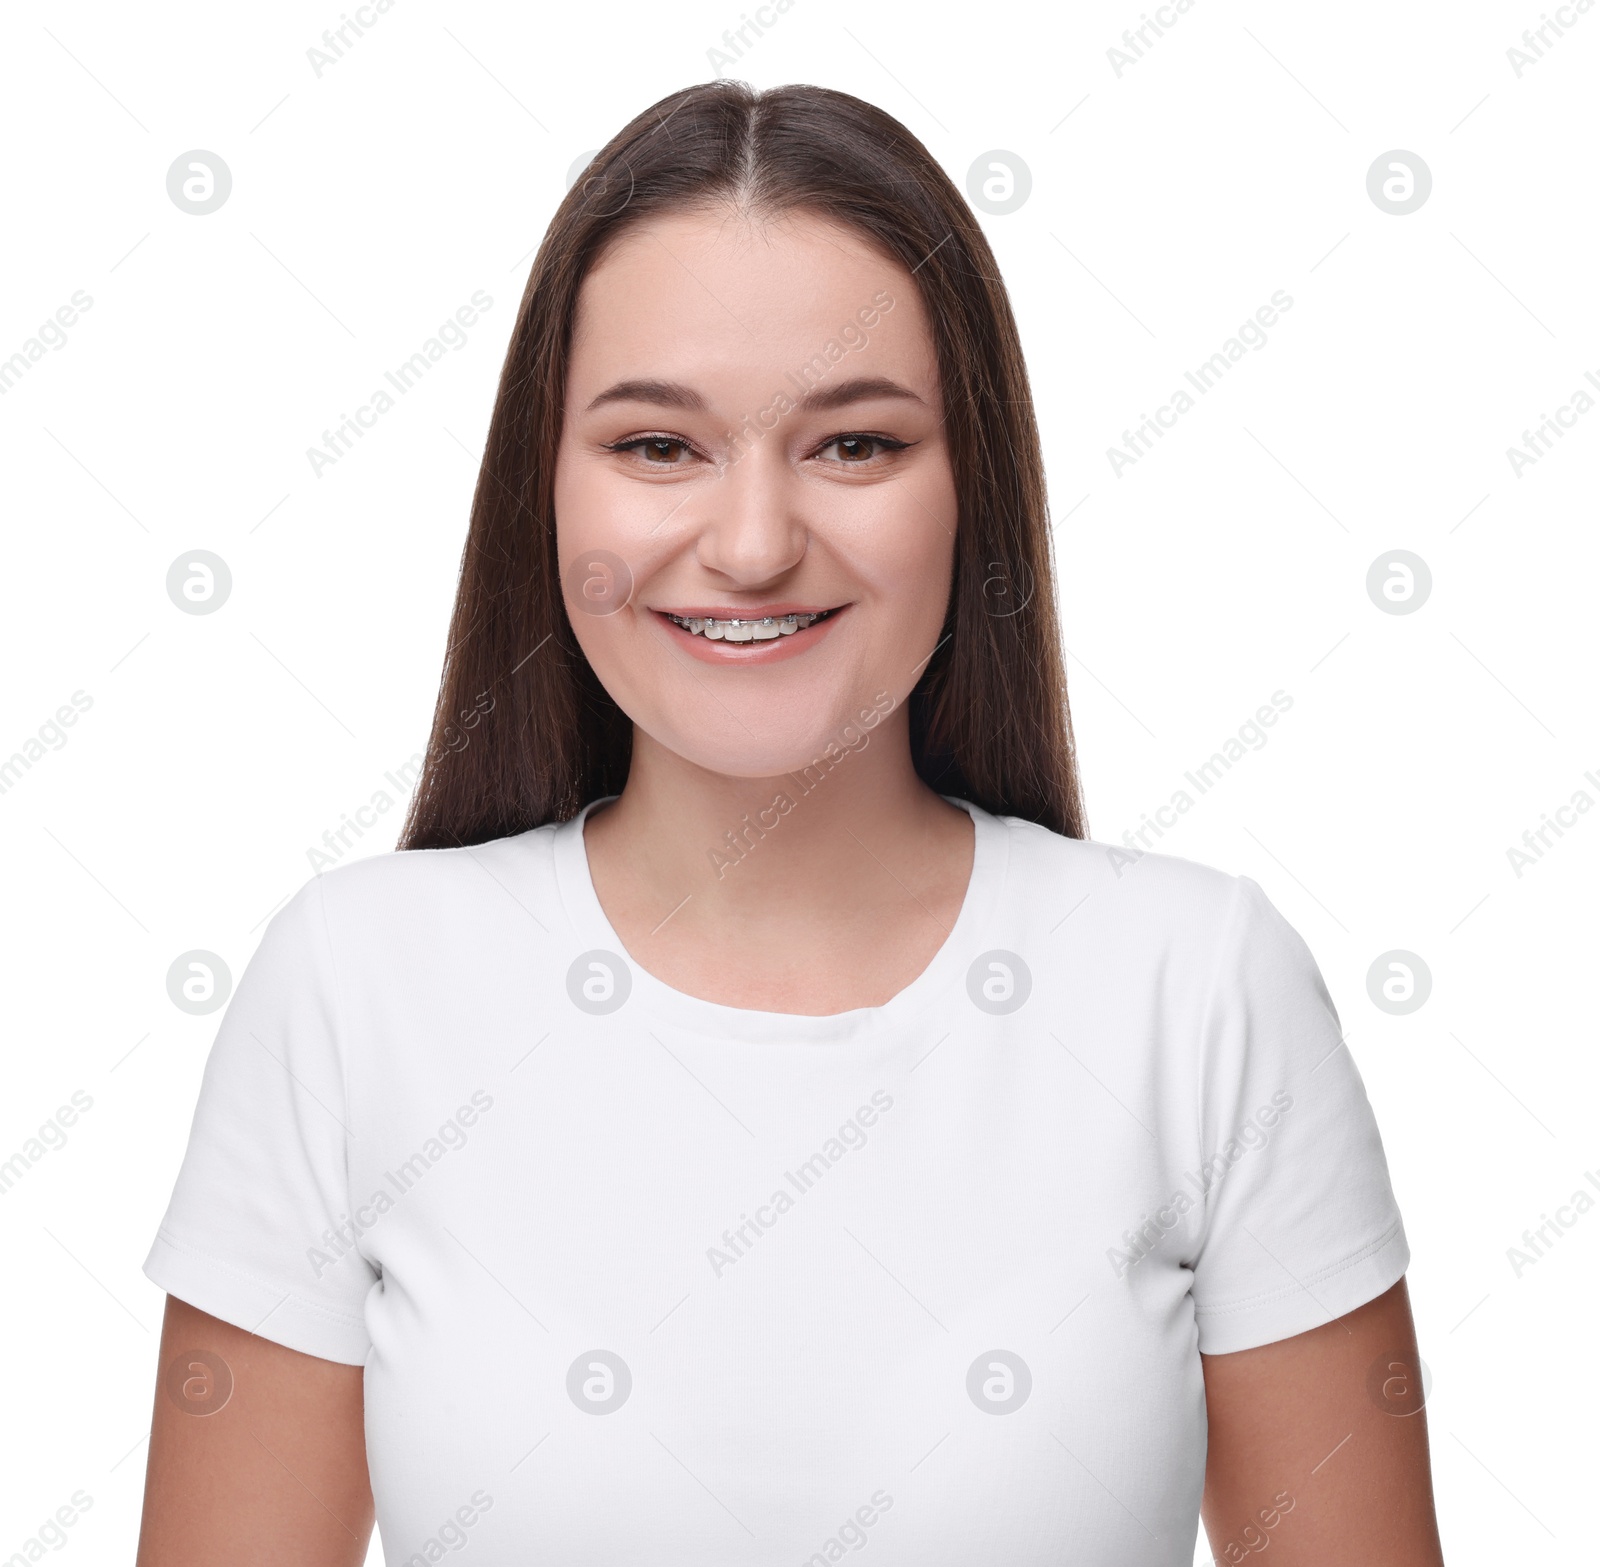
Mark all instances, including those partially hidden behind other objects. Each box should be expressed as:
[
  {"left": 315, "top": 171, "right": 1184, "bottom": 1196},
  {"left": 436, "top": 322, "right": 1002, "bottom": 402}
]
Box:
[
  {"left": 604, "top": 435, "right": 699, "bottom": 467},
  {"left": 814, "top": 433, "right": 911, "bottom": 466}
]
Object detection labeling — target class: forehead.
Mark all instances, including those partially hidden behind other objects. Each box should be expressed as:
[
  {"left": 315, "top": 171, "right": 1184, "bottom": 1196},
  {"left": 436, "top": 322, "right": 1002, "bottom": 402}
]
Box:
[{"left": 567, "top": 206, "right": 936, "bottom": 394}]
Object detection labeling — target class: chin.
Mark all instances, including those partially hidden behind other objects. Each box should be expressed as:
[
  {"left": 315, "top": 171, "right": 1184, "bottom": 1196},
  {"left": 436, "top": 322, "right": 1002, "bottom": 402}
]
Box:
[{"left": 646, "top": 712, "right": 875, "bottom": 783}]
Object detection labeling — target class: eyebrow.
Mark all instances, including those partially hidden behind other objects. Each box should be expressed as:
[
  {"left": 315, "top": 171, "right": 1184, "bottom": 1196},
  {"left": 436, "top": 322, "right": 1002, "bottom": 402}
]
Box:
[
  {"left": 800, "top": 376, "right": 926, "bottom": 413},
  {"left": 584, "top": 374, "right": 926, "bottom": 414},
  {"left": 585, "top": 377, "right": 704, "bottom": 412}
]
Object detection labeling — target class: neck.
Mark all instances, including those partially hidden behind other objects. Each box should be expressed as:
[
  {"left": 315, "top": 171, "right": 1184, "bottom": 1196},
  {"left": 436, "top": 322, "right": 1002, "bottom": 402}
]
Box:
[{"left": 583, "top": 711, "right": 965, "bottom": 923}]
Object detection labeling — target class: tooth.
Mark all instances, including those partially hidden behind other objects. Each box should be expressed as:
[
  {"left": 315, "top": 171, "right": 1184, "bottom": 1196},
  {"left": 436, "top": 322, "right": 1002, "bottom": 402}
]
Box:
[{"left": 672, "top": 610, "right": 832, "bottom": 639}]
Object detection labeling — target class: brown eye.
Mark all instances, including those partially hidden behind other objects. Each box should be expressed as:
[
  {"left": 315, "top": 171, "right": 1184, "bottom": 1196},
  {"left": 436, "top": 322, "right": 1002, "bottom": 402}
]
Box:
[
  {"left": 605, "top": 435, "right": 697, "bottom": 467},
  {"left": 815, "top": 433, "right": 909, "bottom": 466},
  {"left": 641, "top": 438, "right": 688, "bottom": 464}
]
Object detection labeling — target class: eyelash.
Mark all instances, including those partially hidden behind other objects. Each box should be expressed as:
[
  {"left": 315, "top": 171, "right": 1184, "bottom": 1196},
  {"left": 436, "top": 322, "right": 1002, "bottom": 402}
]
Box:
[{"left": 602, "top": 431, "right": 912, "bottom": 468}]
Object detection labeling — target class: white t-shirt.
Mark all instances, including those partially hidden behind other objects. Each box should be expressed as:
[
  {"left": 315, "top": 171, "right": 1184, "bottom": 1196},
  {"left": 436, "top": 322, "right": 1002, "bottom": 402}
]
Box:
[{"left": 145, "top": 795, "right": 1408, "bottom": 1566}]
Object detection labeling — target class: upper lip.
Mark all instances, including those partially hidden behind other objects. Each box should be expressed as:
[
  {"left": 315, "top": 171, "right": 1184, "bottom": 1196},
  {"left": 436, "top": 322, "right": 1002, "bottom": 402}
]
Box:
[{"left": 652, "top": 603, "right": 843, "bottom": 618}]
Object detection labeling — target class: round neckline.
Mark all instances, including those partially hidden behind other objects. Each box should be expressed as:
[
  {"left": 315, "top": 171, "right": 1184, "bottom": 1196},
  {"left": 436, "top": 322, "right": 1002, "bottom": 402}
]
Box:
[{"left": 551, "top": 793, "right": 1009, "bottom": 1043}]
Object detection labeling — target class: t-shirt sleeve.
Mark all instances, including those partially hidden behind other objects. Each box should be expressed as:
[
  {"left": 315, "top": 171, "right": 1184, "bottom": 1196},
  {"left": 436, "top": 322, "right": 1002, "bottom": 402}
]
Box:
[
  {"left": 1187, "top": 874, "right": 1409, "bottom": 1355},
  {"left": 143, "top": 875, "right": 376, "bottom": 1364}
]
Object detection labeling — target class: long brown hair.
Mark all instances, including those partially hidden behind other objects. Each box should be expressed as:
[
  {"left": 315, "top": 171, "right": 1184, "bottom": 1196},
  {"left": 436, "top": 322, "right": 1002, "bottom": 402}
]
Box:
[{"left": 398, "top": 80, "right": 1086, "bottom": 851}]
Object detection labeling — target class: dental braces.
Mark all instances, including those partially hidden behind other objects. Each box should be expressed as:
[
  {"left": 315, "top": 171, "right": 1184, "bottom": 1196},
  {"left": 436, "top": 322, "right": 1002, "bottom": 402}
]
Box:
[{"left": 663, "top": 609, "right": 834, "bottom": 641}]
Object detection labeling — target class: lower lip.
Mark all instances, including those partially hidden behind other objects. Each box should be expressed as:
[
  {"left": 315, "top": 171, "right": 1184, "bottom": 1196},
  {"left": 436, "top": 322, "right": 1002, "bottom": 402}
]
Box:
[{"left": 650, "top": 607, "right": 849, "bottom": 665}]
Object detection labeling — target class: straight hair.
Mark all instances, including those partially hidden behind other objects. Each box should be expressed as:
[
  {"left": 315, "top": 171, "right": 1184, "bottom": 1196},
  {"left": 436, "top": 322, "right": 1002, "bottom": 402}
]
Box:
[{"left": 398, "top": 80, "right": 1086, "bottom": 850}]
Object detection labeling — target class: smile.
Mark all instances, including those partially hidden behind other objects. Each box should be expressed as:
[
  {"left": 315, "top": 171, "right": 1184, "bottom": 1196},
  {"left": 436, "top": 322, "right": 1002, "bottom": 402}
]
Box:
[{"left": 660, "top": 607, "right": 842, "bottom": 642}]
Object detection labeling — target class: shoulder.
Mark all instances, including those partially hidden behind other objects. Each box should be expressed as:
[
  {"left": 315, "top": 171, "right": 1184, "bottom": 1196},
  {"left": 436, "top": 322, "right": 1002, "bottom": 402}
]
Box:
[
  {"left": 272, "top": 822, "right": 566, "bottom": 951},
  {"left": 993, "top": 810, "right": 1246, "bottom": 932},
  {"left": 988, "top": 812, "right": 1322, "bottom": 1009}
]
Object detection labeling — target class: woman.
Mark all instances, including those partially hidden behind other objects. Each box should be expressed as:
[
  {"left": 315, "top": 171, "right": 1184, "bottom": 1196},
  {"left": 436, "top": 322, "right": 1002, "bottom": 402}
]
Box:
[{"left": 138, "top": 80, "right": 1445, "bottom": 1565}]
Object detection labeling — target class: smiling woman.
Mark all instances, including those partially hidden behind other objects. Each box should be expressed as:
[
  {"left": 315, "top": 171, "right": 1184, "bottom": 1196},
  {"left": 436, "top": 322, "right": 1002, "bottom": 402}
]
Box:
[{"left": 138, "top": 79, "right": 1443, "bottom": 1567}]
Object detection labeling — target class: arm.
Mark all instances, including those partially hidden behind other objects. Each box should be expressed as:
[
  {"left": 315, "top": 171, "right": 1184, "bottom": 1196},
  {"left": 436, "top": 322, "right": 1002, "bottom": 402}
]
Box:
[
  {"left": 136, "top": 1294, "right": 374, "bottom": 1566},
  {"left": 1199, "top": 1276, "right": 1444, "bottom": 1565}
]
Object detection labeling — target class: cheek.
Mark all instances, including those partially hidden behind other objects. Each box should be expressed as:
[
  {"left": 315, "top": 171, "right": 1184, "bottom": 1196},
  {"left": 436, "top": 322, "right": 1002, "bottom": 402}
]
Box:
[
  {"left": 841, "top": 471, "right": 957, "bottom": 634},
  {"left": 553, "top": 439, "right": 631, "bottom": 555},
  {"left": 552, "top": 443, "right": 669, "bottom": 621},
  {"left": 552, "top": 449, "right": 647, "bottom": 688}
]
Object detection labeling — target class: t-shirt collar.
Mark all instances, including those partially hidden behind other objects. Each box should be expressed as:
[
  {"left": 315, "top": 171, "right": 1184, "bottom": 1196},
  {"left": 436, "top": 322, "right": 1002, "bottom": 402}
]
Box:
[{"left": 551, "top": 792, "right": 1007, "bottom": 1044}]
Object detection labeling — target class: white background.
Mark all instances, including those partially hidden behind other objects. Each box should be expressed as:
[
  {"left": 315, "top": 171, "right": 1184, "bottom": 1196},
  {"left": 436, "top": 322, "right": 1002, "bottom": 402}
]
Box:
[{"left": 1, "top": 0, "right": 1595, "bottom": 1561}]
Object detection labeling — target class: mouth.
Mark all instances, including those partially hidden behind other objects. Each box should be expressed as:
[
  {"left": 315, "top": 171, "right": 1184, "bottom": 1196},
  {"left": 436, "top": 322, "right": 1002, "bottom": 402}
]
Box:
[{"left": 657, "top": 605, "right": 846, "bottom": 643}]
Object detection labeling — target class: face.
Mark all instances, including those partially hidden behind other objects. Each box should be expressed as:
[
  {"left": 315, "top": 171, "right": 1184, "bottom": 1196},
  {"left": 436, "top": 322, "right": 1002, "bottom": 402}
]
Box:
[{"left": 554, "top": 206, "right": 957, "bottom": 780}]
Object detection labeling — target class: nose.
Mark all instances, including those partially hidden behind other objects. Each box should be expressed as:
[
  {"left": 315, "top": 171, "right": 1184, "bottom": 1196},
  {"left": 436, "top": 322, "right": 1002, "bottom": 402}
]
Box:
[{"left": 691, "top": 437, "right": 809, "bottom": 587}]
